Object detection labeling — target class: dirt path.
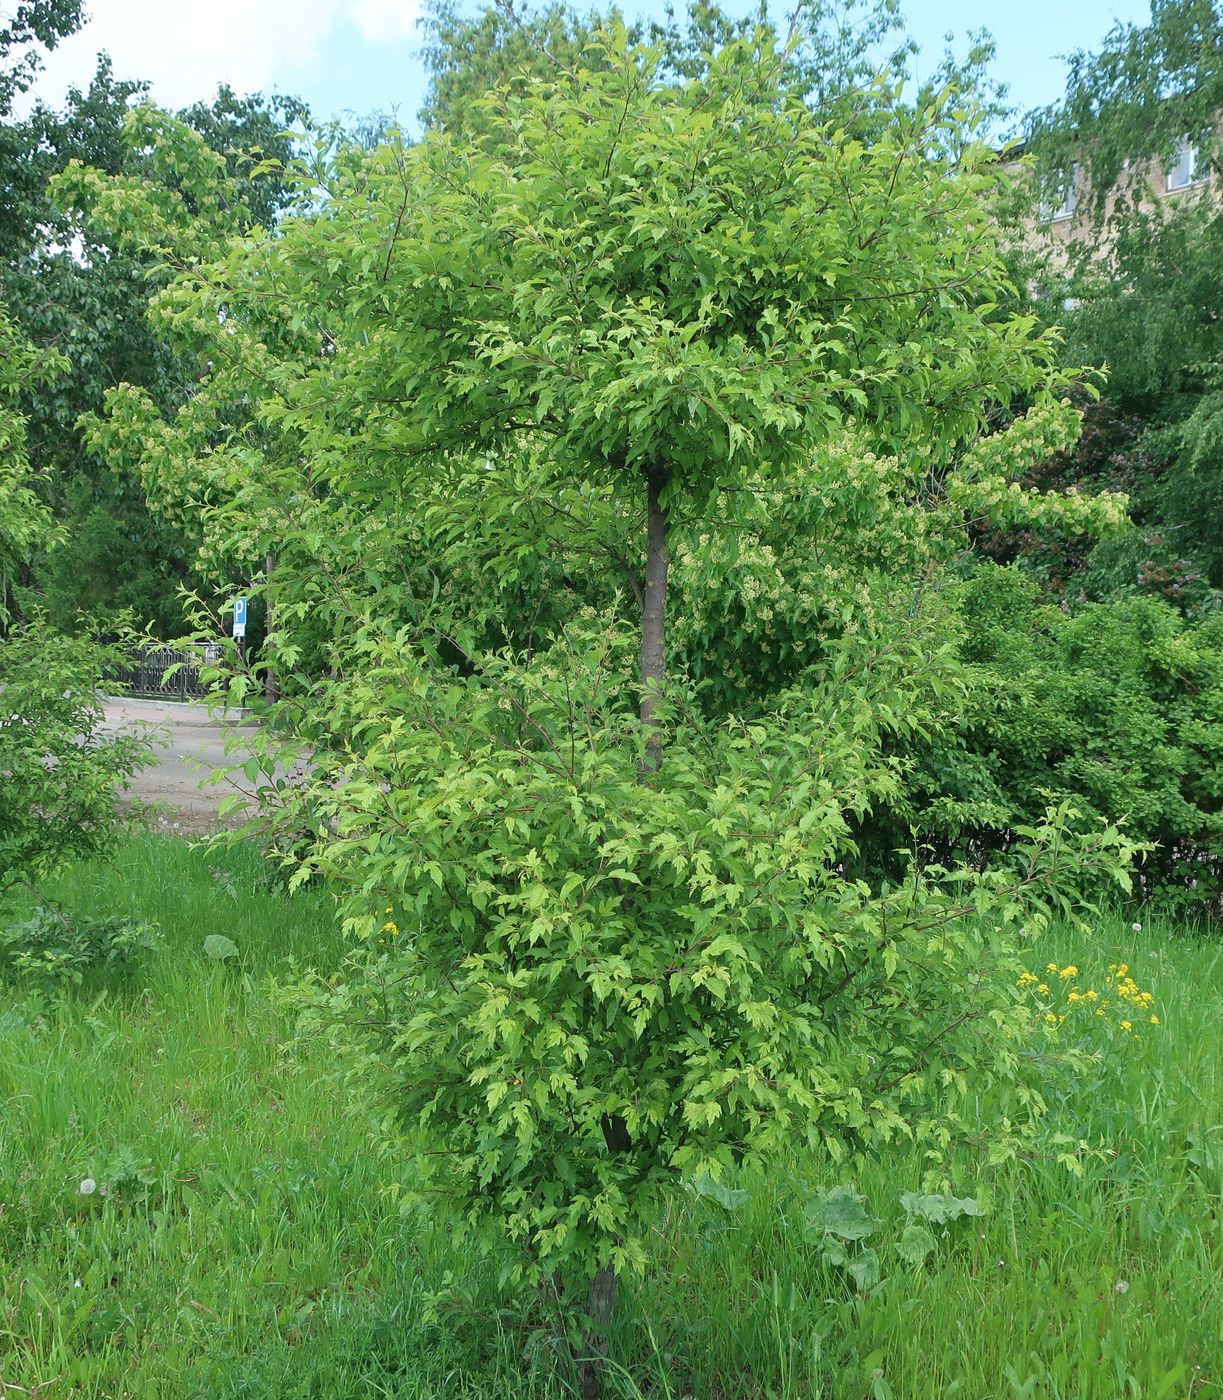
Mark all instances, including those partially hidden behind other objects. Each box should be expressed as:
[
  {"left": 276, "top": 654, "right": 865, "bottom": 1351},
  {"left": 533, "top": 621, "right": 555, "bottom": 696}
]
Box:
[{"left": 100, "top": 696, "right": 307, "bottom": 832}]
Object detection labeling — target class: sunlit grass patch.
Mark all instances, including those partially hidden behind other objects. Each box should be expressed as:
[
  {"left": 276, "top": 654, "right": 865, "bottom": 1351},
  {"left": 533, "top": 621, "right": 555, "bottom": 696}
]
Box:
[{"left": 0, "top": 837, "right": 1218, "bottom": 1397}]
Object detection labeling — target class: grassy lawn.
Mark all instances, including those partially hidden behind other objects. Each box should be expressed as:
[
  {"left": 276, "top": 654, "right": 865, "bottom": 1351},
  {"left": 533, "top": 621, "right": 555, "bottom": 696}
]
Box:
[{"left": 0, "top": 836, "right": 1218, "bottom": 1397}]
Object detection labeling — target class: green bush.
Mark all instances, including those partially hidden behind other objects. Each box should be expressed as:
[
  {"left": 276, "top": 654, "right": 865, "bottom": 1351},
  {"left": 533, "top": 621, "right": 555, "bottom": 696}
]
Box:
[
  {"left": 287, "top": 620, "right": 1136, "bottom": 1296},
  {"left": 0, "top": 907, "right": 160, "bottom": 986},
  {"left": 877, "top": 566, "right": 1223, "bottom": 907},
  {"left": 0, "top": 624, "right": 155, "bottom": 906}
]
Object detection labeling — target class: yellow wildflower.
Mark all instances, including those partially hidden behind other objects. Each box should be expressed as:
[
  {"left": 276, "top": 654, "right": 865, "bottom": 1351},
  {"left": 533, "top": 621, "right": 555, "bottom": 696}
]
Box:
[
  {"left": 1045, "top": 1013, "right": 1058, "bottom": 1024},
  {"left": 1150, "top": 1015, "right": 1159, "bottom": 1025},
  {"left": 1060, "top": 965, "right": 1078, "bottom": 979},
  {"left": 381, "top": 921, "right": 399, "bottom": 936},
  {"left": 1120, "top": 1020, "right": 1132, "bottom": 1032},
  {"left": 1046, "top": 963, "right": 1059, "bottom": 973},
  {"left": 1038, "top": 983, "right": 1051, "bottom": 996},
  {"left": 1086, "top": 990, "right": 1098, "bottom": 1001}
]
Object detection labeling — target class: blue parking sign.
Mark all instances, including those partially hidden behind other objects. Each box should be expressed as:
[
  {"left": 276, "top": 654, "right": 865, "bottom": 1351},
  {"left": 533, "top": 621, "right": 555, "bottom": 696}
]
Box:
[{"left": 233, "top": 595, "right": 248, "bottom": 638}]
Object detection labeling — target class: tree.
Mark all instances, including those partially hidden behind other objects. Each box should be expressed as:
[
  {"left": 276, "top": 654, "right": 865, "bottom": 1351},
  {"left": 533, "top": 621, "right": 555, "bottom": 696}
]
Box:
[
  {"left": 76, "top": 27, "right": 1132, "bottom": 1390},
  {"left": 0, "top": 54, "right": 307, "bottom": 634},
  {"left": 1063, "top": 199, "right": 1223, "bottom": 596},
  {"left": 0, "top": 0, "right": 82, "bottom": 120},
  {"left": 0, "top": 308, "right": 152, "bottom": 910},
  {"left": 0, "top": 307, "right": 63, "bottom": 627},
  {"left": 1026, "top": 0, "right": 1222, "bottom": 216},
  {"left": 1017, "top": 0, "right": 1223, "bottom": 600},
  {"left": 419, "top": 0, "right": 1001, "bottom": 145}
]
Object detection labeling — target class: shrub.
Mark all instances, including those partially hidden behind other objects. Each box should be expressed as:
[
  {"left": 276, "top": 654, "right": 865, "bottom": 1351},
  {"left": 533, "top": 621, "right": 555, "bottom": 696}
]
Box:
[
  {"left": 0, "top": 624, "right": 156, "bottom": 908},
  {"left": 0, "top": 907, "right": 160, "bottom": 986},
  {"left": 288, "top": 622, "right": 1137, "bottom": 1303},
  {"left": 873, "top": 566, "right": 1223, "bottom": 907}
]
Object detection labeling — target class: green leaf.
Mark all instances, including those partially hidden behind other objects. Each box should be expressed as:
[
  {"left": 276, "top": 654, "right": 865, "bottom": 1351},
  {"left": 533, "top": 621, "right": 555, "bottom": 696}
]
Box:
[
  {"left": 848, "top": 1246, "right": 881, "bottom": 1291},
  {"left": 691, "top": 1172, "right": 749, "bottom": 1212},
  {"left": 896, "top": 1222, "right": 937, "bottom": 1265},
  {"left": 202, "top": 934, "right": 240, "bottom": 962},
  {"left": 805, "top": 1185, "right": 879, "bottom": 1241},
  {"left": 898, "top": 1192, "right": 984, "bottom": 1224}
]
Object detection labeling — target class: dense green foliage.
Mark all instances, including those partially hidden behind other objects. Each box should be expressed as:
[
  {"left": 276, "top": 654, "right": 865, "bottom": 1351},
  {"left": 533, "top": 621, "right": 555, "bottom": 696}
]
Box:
[
  {"left": 1062, "top": 198, "right": 1223, "bottom": 596},
  {"left": 418, "top": 0, "right": 918, "bottom": 139},
  {"left": 0, "top": 625, "right": 151, "bottom": 906},
  {"left": 287, "top": 624, "right": 1134, "bottom": 1281},
  {"left": 0, "top": 306, "right": 63, "bottom": 625},
  {"left": 0, "top": 33, "right": 306, "bottom": 633},
  {"left": 1013, "top": 0, "right": 1223, "bottom": 603},
  {"left": 0, "top": 297, "right": 152, "bottom": 916},
  {"left": 0, "top": 838, "right": 1217, "bottom": 1396},
  {"left": 868, "top": 567, "right": 1223, "bottom": 904},
  {"left": 0, "top": 904, "right": 159, "bottom": 985}
]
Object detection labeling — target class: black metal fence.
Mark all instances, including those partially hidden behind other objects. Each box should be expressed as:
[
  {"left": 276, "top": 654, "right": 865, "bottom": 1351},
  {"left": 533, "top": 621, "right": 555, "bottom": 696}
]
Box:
[{"left": 108, "top": 643, "right": 224, "bottom": 701}]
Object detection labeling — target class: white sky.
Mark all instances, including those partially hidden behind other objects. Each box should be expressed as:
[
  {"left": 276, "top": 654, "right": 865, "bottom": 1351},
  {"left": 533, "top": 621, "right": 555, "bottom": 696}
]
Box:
[{"left": 22, "top": 0, "right": 423, "bottom": 110}]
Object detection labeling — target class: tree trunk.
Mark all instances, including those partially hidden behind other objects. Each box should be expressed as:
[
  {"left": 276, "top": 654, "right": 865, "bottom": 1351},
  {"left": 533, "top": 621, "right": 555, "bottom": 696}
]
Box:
[
  {"left": 639, "top": 465, "right": 670, "bottom": 775},
  {"left": 580, "top": 1263, "right": 619, "bottom": 1400},
  {"left": 577, "top": 466, "right": 670, "bottom": 1397}
]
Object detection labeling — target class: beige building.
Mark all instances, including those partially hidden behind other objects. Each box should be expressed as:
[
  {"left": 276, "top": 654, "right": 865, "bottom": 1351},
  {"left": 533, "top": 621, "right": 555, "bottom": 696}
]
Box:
[{"left": 1004, "top": 136, "right": 1218, "bottom": 271}]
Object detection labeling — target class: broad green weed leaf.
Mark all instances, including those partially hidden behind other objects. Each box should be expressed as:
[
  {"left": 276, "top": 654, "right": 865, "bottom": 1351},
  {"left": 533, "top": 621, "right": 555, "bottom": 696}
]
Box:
[
  {"left": 899, "top": 1191, "right": 984, "bottom": 1224},
  {"left": 897, "top": 1222, "right": 936, "bottom": 1264},
  {"left": 691, "top": 1173, "right": 749, "bottom": 1211},
  {"left": 806, "top": 1185, "right": 879, "bottom": 1240}
]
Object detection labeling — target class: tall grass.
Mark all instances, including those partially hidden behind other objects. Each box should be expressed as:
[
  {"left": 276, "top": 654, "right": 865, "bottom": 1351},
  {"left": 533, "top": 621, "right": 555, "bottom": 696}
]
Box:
[{"left": 0, "top": 836, "right": 1218, "bottom": 1397}]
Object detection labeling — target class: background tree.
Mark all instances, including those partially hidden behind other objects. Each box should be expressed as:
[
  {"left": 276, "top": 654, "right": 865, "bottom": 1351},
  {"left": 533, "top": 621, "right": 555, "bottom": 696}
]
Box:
[
  {"left": 0, "top": 43, "right": 307, "bottom": 634},
  {"left": 0, "top": 308, "right": 63, "bottom": 627},
  {"left": 0, "top": 303, "right": 152, "bottom": 912},
  {"left": 0, "top": 0, "right": 81, "bottom": 123},
  {"left": 1011, "top": 0, "right": 1223, "bottom": 606},
  {"left": 1026, "top": 0, "right": 1222, "bottom": 213},
  {"left": 420, "top": 0, "right": 1002, "bottom": 144}
]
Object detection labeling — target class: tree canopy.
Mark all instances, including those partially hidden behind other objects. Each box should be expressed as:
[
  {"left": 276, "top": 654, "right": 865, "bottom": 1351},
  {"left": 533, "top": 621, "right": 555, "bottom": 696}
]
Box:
[{"left": 1026, "top": 0, "right": 1222, "bottom": 215}]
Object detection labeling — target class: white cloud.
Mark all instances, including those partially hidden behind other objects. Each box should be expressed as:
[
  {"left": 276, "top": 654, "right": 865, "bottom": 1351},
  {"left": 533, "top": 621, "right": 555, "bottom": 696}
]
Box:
[
  {"left": 18, "top": 0, "right": 422, "bottom": 112},
  {"left": 351, "top": 0, "right": 421, "bottom": 42}
]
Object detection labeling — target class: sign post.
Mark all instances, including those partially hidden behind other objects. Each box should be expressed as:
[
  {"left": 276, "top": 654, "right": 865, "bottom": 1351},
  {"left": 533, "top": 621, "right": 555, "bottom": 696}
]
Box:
[{"left": 233, "top": 595, "right": 248, "bottom": 659}]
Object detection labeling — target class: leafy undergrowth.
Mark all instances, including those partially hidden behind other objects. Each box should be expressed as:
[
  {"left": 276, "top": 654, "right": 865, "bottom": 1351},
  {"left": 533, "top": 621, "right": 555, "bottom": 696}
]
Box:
[{"left": 0, "top": 837, "right": 1218, "bottom": 1398}]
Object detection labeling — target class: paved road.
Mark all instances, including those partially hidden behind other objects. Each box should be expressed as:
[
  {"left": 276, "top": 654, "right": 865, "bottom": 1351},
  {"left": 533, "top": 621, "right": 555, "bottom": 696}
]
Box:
[{"left": 100, "top": 696, "right": 307, "bottom": 831}]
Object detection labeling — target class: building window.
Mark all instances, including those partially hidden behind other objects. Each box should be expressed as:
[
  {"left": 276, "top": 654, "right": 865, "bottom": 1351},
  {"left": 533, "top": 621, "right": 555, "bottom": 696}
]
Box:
[
  {"left": 1166, "top": 138, "right": 1200, "bottom": 191},
  {"left": 1040, "top": 163, "right": 1079, "bottom": 221}
]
